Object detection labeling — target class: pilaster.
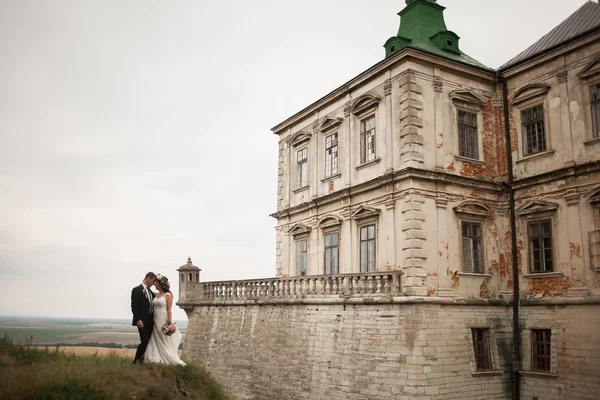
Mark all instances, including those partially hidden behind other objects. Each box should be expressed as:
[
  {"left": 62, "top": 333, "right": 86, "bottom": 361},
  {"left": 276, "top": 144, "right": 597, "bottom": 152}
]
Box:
[
  {"left": 399, "top": 72, "right": 425, "bottom": 167},
  {"left": 401, "top": 191, "right": 428, "bottom": 296}
]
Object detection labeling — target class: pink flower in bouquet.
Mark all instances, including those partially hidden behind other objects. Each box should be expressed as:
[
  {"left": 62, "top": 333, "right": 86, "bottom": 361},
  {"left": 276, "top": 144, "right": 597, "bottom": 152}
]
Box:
[{"left": 161, "top": 322, "right": 177, "bottom": 336}]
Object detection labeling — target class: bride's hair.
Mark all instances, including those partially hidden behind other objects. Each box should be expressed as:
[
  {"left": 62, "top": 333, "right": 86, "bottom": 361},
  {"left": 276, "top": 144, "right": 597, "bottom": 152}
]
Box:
[{"left": 156, "top": 274, "right": 171, "bottom": 293}]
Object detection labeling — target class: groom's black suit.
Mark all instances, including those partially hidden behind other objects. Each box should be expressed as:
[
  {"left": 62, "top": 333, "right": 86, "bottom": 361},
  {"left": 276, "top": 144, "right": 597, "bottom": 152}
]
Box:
[{"left": 131, "top": 284, "right": 155, "bottom": 363}]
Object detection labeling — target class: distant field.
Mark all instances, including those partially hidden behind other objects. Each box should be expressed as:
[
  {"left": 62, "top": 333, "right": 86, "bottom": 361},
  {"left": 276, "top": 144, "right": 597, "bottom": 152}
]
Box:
[{"left": 0, "top": 316, "right": 187, "bottom": 347}]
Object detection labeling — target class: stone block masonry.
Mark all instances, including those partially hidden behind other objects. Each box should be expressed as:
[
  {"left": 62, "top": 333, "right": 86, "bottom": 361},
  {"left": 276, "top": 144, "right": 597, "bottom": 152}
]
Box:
[{"left": 183, "top": 301, "right": 515, "bottom": 400}]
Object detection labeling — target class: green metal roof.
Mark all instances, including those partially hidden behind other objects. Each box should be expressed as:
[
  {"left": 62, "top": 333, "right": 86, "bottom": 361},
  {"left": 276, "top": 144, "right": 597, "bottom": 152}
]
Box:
[{"left": 384, "top": 0, "right": 492, "bottom": 71}]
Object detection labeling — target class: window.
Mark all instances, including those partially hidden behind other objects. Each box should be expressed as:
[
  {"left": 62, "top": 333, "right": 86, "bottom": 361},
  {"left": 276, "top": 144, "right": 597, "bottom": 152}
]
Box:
[
  {"left": 324, "top": 232, "right": 339, "bottom": 275},
  {"left": 324, "top": 133, "right": 338, "bottom": 177},
  {"left": 458, "top": 111, "right": 479, "bottom": 159},
  {"left": 592, "top": 84, "right": 600, "bottom": 138},
  {"left": 360, "top": 225, "right": 376, "bottom": 272},
  {"left": 360, "top": 116, "right": 376, "bottom": 164},
  {"left": 297, "top": 148, "right": 308, "bottom": 188},
  {"left": 531, "top": 329, "right": 551, "bottom": 372},
  {"left": 296, "top": 239, "right": 307, "bottom": 276},
  {"left": 521, "top": 105, "right": 546, "bottom": 155},
  {"left": 462, "top": 222, "right": 483, "bottom": 273},
  {"left": 528, "top": 220, "right": 553, "bottom": 273},
  {"left": 590, "top": 206, "right": 600, "bottom": 269},
  {"left": 471, "top": 328, "right": 493, "bottom": 371}
]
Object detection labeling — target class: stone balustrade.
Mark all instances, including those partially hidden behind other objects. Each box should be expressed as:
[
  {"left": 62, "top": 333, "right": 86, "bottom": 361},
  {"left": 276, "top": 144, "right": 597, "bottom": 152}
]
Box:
[{"left": 185, "top": 271, "right": 402, "bottom": 303}]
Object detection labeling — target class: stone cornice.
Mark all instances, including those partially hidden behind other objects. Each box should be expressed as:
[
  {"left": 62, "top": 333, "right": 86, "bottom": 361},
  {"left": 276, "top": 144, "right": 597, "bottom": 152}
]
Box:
[
  {"left": 271, "top": 48, "right": 496, "bottom": 135},
  {"left": 270, "top": 168, "right": 502, "bottom": 219},
  {"left": 512, "top": 161, "right": 600, "bottom": 191}
]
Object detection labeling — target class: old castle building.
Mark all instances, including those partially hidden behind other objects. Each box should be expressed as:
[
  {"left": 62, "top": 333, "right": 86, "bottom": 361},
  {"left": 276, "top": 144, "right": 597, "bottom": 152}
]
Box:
[{"left": 179, "top": 1, "right": 600, "bottom": 399}]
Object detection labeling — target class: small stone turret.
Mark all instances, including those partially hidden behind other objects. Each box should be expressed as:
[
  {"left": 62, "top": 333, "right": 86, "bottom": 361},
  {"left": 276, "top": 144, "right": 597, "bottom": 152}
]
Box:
[{"left": 177, "top": 256, "right": 201, "bottom": 301}]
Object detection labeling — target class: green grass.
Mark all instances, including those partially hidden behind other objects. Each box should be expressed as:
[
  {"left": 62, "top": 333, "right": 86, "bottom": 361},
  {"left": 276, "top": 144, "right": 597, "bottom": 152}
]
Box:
[{"left": 0, "top": 337, "right": 231, "bottom": 400}]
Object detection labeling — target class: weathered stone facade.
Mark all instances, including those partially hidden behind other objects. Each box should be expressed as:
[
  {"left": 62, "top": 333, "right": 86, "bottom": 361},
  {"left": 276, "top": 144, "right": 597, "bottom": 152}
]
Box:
[{"left": 178, "top": 1, "right": 600, "bottom": 399}]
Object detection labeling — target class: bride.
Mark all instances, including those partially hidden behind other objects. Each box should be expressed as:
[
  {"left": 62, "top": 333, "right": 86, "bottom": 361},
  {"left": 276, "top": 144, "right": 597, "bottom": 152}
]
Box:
[{"left": 144, "top": 274, "right": 186, "bottom": 366}]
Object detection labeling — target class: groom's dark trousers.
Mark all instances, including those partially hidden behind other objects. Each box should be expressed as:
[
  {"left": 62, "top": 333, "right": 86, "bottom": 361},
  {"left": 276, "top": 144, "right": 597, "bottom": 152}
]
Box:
[{"left": 131, "top": 284, "right": 154, "bottom": 363}]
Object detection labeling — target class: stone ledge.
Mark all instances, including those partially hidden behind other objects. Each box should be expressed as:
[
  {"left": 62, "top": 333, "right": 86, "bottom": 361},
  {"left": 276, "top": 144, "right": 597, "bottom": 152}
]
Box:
[{"left": 177, "top": 296, "right": 511, "bottom": 308}]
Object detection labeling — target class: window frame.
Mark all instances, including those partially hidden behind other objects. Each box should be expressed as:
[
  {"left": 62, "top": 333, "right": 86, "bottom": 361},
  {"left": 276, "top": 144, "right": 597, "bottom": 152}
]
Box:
[
  {"left": 520, "top": 103, "right": 547, "bottom": 156},
  {"left": 296, "top": 147, "right": 308, "bottom": 189},
  {"left": 527, "top": 219, "right": 554, "bottom": 273},
  {"left": 591, "top": 83, "right": 600, "bottom": 139},
  {"left": 471, "top": 328, "right": 493, "bottom": 371},
  {"left": 589, "top": 201, "right": 600, "bottom": 270},
  {"left": 359, "top": 114, "right": 377, "bottom": 165},
  {"left": 323, "top": 230, "right": 340, "bottom": 275},
  {"left": 295, "top": 238, "right": 308, "bottom": 276},
  {"left": 457, "top": 109, "right": 480, "bottom": 160},
  {"left": 324, "top": 132, "right": 339, "bottom": 178},
  {"left": 461, "top": 220, "right": 485, "bottom": 274},
  {"left": 359, "top": 223, "right": 376, "bottom": 273},
  {"left": 531, "top": 329, "right": 552, "bottom": 373}
]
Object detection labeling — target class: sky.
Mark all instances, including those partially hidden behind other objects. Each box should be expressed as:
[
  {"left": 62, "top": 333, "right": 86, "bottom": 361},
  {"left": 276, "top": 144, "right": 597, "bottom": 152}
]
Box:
[{"left": 0, "top": 0, "right": 586, "bottom": 321}]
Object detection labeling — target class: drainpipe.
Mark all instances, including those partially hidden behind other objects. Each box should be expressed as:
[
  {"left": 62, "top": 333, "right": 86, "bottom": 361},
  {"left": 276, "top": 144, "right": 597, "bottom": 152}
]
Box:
[{"left": 497, "top": 70, "right": 520, "bottom": 400}]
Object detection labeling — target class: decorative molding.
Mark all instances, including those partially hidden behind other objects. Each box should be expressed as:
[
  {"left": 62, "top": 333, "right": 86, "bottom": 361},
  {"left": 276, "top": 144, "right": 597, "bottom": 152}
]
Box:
[
  {"left": 449, "top": 89, "right": 485, "bottom": 106},
  {"left": 435, "top": 196, "right": 449, "bottom": 209},
  {"left": 577, "top": 57, "right": 600, "bottom": 81},
  {"left": 492, "top": 94, "right": 503, "bottom": 107},
  {"left": 288, "top": 223, "right": 312, "bottom": 236},
  {"left": 343, "top": 102, "right": 351, "bottom": 116},
  {"left": 564, "top": 191, "right": 580, "bottom": 205},
  {"left": 319, "top": 117, "right": 343, "bottom": 133},
  {"left": 351, "top": 205, "right": 381, "bottom": 220},
  {"left": 433, "top": 77, "right": 443, "bottom": 93},
  {"left": 349, "top": 93, "right": 382, "bottom": 116},
  {"left": 289, "top": 131, "right": 312, "bottom": 147},
  {"left": 317, "top": 215, "right": 342, "bottom": 229},
  {"left": 516, "top": 200, "right": 559, "bottom": 216},
  {"left": 384, "top": 195, "right": 396, "bottom": 210},
  {"left": 384, "top": 79, "right": 392, "bottom": 96},
  {"left": 453, "top": 200, "right": 492, "bottom": 217},
  {"left": 556, "top": 67, "right": 568, "bottom": 83},
  {"left": 584, "top": 185, "right": 600, "bottom": 202},
  {"left": 511, "top": 83, "right": 551, "bottom": 104}
]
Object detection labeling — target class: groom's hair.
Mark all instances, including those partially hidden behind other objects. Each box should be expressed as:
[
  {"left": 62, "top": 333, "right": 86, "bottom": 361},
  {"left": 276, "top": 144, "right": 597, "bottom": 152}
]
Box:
[{"left": 145, "top": 272, "right": 157, "bottom": 279}]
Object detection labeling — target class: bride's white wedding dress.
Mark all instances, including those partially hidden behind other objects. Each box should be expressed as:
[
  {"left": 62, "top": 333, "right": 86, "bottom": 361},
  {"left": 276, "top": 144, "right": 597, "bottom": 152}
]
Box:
[{"left": 144, "top": 294, "right": 186, "bottom": 366}]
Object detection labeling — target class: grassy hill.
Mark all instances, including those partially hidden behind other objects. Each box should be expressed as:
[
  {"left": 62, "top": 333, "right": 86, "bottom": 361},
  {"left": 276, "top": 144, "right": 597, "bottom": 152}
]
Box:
[{"left": 0, "top": 338, "right": 231, "bottom": 399}]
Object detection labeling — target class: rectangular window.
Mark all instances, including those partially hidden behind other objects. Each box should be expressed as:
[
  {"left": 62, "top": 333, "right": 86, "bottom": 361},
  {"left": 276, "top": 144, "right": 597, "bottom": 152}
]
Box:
[
  {"left": 297, "top": 148, "right": 308, "bottom": 188},
  {"left": 324, "top": 133, "right": 338, "bottom": 177},
  {"left": 521, "top": 105, "right": 546, "bottom": 155},
  {"left": 296, "top": 239, "right": 307, "bottom": 276},
  {"left": 471, "top": 328, "right": 493, "bottom": 371},
  {"left": 324, "top": 232, "right": 339, "bottom": 275},
  {"left": 590, "top": 207, "right": 600, "bottom": 269},
  {"left": 462, "top": 222, "right": 484, "bottom": 273},
  {"left": 458, "top": 110, "right": 479, "bottom": 159},
  {"left": 531, "top": 329, "right": 551, "bottom": 372},
  {"left": 592, "top": 84, "right": 600, "bottom": 138},
  {"left": 528, "top": 220, "right": 553, "bottom": 273},
  {"left": 360, "top": 116, "right": 376, "bottom": 164},
  {"left": 360, "top": 225, "right": 376, "bottom": 272}
]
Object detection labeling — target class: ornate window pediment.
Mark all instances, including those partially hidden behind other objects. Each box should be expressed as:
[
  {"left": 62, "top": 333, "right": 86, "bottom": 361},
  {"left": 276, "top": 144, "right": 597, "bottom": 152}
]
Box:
[
  {"left": 453, "top": 201, "right": 491, "bottom": 218},
  {"left": 320, "top": 117, "right": 343, "bottom": 133},
  {"left": 317, "top": 215, "right": 342, "bottom": 228},
  {"left": 511, "top": 83, "right": 550, "bottom": 105},
  {"left": 289, "top": 131, "right": 312, "bottom": 147},
  {"left": 351, "top": 205, "right": 381, "bottom": 220},
  {"left": 449, "top": 90, "right": 485, "bottom": 107},
  {"left": 349, "top": 94, "right": 382, "bottom": 116},
  {"left": 584, "top": 186, "right": 600, "bottom": 204},
  {"left": 577, "top": 57, "right": 600, "bottom": 81},
  {"left": 288, "top": 223, "right": 311, "bottom": 236},
  {"left": 516, "top": 200, "right": 558, "bottom": 216}
]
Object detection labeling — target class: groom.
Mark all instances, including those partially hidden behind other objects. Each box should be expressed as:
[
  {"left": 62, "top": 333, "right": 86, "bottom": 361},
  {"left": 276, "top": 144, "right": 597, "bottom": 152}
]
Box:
[{"left": 131, "top": 272, "right": 157, "bottom": 363}]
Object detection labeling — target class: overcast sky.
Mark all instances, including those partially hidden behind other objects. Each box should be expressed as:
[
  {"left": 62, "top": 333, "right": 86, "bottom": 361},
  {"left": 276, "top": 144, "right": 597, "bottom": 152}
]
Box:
[{"left": 0, "top": 0, "right": 585, "bottom": 320}]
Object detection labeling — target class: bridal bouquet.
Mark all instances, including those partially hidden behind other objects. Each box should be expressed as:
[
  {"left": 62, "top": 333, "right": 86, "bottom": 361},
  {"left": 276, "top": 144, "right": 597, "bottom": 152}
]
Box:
[{"left": 161, "top": 322, "right": 177, "bottom": 336}]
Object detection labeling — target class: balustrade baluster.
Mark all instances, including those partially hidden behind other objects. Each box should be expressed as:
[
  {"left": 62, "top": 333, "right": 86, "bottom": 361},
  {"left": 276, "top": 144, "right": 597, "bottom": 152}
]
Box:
[{"left": 375, "top": 275, "right": 382, "bottom": 294}]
